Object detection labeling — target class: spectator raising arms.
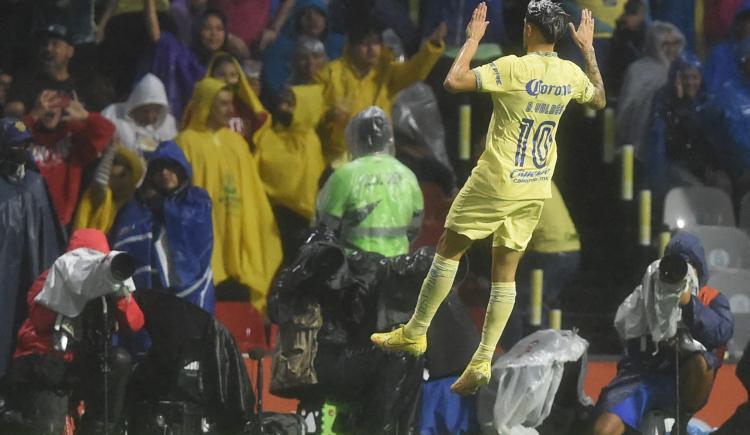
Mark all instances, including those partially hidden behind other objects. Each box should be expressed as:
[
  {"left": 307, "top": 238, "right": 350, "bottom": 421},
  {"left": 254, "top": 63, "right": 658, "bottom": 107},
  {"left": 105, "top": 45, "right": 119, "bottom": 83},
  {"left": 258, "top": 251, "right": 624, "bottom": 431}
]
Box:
[
  {"left": 24, "top": 90, "right": 114, "bottom": 227},
  {"left": 315, "top": 19, "right": 446, "bottom": 166},
  {"left": 176, "top": 77, "right": 282, "bottom": 312},
  {"left": 110, "top": 141, "right": 215, "bottom": 313},
  {"left": 73, "top": 144, "right": 144, "bottom": 234}
]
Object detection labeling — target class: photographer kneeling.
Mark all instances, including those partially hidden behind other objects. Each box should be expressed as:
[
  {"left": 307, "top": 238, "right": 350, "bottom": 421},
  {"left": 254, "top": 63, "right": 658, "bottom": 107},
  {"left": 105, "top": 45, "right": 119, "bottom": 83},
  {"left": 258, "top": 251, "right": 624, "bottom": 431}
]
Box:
[
  {"left": 1, "top": 228, "right": 144, "bottom": 435},
  {"left": 592, "top": 232, "right": 734, "bottom": 435}
]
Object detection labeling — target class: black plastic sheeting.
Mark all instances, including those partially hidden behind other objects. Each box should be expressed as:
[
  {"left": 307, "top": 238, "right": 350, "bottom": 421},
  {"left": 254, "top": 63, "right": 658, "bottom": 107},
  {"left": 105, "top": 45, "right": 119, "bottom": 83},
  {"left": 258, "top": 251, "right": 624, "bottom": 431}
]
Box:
[
  {"left": 130, "top": 290, "right": 254, "bottom": 434},
  {"left": 268, "top": 228, "right": 477, "bottom": 434}
]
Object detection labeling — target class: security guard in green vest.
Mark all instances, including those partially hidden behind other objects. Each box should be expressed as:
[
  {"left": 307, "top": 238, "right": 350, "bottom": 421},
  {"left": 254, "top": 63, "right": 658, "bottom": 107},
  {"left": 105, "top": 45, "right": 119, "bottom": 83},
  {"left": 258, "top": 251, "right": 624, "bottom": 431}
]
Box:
[{"left": 316, "top": 106, "right": 424, "bottom": 257}]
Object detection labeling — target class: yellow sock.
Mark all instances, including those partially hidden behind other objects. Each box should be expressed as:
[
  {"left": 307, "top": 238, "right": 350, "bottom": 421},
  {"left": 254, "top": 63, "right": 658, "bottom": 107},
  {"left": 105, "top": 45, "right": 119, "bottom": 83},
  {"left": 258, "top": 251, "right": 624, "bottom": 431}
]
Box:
[
  {"left": 472, "top": 281, "right": 516, "bottom": 364},
  {"left": 403, "top": 253, "right": 459, "bottom": 338}
]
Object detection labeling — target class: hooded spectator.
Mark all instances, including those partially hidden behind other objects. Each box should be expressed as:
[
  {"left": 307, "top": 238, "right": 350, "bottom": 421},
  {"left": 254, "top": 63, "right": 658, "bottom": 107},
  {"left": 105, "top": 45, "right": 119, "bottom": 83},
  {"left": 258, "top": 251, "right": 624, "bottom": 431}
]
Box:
[
  {"left": 616, "top": 21, "right": 684, "bottom": 162},
  {"left": 704, "top": 37, "right": 750, "bottom": 199},
  {"left": 289, "top": 36, "right": 329, "bottom": 86},
  {"left": 262, "top": 0, "right": 345, "bottom": 97},
  {"left": 0, "top": 117, "right": 62, "bottom": 379},
  {"left": 110, "top": 141, "right": 215, "bottom": 313},
  {"left": 315, "top": 20, "right": 445, "bottom": 166},
  {"left": 316, "top": 106, "right": 423, "bottom": 257},
  {"left": 194, "top": 52, "right": 269, "bottom": 147},
  {"left": 703, "top": 0, "right": 750, "bottom": 93},
  {"left": 256, "top": 84, "right": 327, "bottom": 259},
  {"left": 101, "top": 73, "right": 177, "bottom": 159},
  {"left": 73, "top": 145, "right": 145, "bottom": 234},
  {"left": 24, "top": 90, "right": 114, "bottom": 227},
  {"left": 176, "top": 77, "right": 282, "bottom": 312},
  {"left": 646, "top": 53, "right": 729, "bottom": 199}
]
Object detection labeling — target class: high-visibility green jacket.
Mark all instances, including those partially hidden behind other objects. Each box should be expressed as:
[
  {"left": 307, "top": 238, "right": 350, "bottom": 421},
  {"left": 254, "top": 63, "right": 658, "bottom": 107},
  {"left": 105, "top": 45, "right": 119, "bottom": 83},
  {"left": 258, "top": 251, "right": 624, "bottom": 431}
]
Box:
[{"left": 316, "top": 154, "right": 424, "bottom": 257}]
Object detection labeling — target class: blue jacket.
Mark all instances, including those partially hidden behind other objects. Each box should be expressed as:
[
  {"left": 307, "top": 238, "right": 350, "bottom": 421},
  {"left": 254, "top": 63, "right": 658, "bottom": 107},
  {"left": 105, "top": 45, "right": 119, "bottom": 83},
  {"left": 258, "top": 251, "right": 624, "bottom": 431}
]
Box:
[
  {"left": 109, "top": 141, "right": 215, "bottom": 313},
  {"left": 704, "top": 75, "right": 750, "bottom": 177},
  {"left": 261, "top": 0, "right": 345, "bottom": 97},
  {"left": 703, "top": 0, "right": 750, "bottom": 93}
]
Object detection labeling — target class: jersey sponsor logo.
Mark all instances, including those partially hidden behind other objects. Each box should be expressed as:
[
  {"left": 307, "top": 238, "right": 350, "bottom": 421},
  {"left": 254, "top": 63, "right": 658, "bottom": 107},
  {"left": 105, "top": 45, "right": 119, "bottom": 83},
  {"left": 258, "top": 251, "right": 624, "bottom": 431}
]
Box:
[
  {"left": 510, "top": 167, "right": 552, "bottom": 184},
  {"left": 525, "top": 79, "right": 572, "bottom": 97}
]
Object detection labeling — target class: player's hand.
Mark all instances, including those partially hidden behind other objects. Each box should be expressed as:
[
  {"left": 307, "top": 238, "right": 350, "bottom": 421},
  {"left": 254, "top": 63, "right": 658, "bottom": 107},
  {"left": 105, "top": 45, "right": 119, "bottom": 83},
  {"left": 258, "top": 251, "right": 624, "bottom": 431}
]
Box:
[
  {"left": 466, "top": 2, "right": 489, "bottom": 44},
  {"left": 62, "top": 100, "right": 89, "bottom": 122},
  {"left": 568, "top": 8, "right": 595, "bottom": 52}
]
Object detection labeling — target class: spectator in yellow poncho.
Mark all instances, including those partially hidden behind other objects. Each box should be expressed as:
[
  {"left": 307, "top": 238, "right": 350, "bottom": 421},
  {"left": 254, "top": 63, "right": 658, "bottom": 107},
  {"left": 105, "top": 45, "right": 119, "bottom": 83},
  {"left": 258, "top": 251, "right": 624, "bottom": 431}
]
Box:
[
  {"left": 314, "top": 21, "right": 447, "bottom": 166},
  {"left": 255, "top": 84, "right": 327, "bottom": 260},
  {"left": 176, "top": 77, "right": 282, "bottom": 311},
  {"left": 73, "top": 144, "right": 144, "bottom": 233}
]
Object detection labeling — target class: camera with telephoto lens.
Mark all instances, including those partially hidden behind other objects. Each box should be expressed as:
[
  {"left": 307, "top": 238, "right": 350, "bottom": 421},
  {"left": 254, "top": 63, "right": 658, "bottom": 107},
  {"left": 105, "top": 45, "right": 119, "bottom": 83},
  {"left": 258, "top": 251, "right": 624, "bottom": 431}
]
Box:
[
  {"left": 52, "top": 252, "right": 136, "bottom": 353},
  {"left": 658, "top": 253, "right": 688, "bottom": 294}
]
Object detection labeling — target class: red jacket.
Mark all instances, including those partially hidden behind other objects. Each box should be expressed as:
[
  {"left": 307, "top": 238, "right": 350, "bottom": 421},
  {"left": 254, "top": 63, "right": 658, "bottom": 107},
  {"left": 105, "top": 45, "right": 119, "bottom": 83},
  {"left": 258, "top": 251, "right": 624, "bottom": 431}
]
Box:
[
  {"left": 13, "top": 228, "right": 144, "bottom": 360},
  {"left": 24, "top": 113, "right": 114, "bottom": 225}
]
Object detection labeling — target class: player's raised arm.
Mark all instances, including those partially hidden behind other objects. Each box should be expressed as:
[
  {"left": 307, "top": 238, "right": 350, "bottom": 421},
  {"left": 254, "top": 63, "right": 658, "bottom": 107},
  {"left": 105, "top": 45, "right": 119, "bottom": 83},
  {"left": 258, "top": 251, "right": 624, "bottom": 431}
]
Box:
[
  {"left": 568, "top": 9, "right": 606, "bottom": 109},
  {"left": 443, "top": 2, "right": 489, "bottom": 93}
]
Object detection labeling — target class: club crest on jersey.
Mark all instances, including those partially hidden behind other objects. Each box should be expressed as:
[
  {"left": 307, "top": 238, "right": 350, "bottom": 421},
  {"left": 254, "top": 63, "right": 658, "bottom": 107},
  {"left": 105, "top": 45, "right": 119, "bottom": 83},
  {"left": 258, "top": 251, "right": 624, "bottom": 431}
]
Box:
[{"left": 525, "top": 79, "right": 572, "bottom": 97}]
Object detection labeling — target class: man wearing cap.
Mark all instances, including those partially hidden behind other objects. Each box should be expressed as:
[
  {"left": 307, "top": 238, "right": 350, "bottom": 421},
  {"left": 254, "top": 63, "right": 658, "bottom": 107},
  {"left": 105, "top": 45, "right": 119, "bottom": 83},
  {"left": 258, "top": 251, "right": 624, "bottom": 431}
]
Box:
[
  {"left": 316, "top": 106, "right": 424, "bottom": 257},
  {"left": 0, "top": 117, "right": 62, "bottom": 380},
  {"left": 591, "top": 231, "right": 734, "bottom": 435},
  {"left": 4, "top": 24, "right": 111, "bottom": 117}
]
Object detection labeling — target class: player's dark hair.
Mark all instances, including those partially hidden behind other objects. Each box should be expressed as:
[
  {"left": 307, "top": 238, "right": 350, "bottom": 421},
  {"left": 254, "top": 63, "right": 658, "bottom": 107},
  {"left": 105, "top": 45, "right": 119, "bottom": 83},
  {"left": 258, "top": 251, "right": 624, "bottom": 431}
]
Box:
[{"left": 525, "top": 0, "right": 570, "bottom": 44}]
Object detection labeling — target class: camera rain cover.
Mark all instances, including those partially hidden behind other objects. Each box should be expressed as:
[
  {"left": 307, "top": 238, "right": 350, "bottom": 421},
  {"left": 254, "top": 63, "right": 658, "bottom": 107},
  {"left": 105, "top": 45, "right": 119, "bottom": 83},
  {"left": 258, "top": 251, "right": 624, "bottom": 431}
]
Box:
[{"left": 35, "top": 248, "right": 136, "bottom": 317}]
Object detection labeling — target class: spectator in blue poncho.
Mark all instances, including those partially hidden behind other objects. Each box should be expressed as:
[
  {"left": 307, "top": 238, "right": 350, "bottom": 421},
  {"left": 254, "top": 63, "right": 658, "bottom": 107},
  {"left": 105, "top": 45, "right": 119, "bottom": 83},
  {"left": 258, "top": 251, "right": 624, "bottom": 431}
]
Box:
[
  {"left": 704, "top": 37, "right": 750, "bottom": 200},
  {"left": 645, "top": 52, "right": 729, "bottom": 200},
  {"left": 109, "top": 140, "right": 215, "bottom": 313},
  {"left": 703, "top": 0, "right": 750, "bottom": 93}
]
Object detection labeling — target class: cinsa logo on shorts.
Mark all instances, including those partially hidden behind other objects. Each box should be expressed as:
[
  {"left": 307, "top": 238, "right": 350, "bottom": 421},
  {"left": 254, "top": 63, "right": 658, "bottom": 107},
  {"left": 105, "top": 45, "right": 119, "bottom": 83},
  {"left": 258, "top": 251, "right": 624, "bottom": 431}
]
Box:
[{"left": 526, "top": 79, "right": 572, "bottom": 97}]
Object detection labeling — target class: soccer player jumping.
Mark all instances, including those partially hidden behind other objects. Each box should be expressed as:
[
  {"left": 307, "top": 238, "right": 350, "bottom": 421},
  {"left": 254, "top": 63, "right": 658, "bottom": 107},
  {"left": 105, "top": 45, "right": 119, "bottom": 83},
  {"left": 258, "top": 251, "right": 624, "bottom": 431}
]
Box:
[{"left": 371, "top": 0, "right": 606, "bottom": 395}]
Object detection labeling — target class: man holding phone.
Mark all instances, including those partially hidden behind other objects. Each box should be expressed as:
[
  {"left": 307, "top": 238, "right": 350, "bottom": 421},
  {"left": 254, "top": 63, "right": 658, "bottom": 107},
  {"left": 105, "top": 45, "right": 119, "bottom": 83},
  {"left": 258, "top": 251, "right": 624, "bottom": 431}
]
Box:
[{"left": 24, "top": 89, "right": 114, "bottom": 228}]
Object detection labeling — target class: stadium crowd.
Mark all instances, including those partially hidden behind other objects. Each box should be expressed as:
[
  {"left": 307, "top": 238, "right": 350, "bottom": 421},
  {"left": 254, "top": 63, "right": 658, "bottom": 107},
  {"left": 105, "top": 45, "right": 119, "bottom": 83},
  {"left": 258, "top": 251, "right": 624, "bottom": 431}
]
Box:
[{"left": 0, "top": 0, "right": 749, "bottom": 434}]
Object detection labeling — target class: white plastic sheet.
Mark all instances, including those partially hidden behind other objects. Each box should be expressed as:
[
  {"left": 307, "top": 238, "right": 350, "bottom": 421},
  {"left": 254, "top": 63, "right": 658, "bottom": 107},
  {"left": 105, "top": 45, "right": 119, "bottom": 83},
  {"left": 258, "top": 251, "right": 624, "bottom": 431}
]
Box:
[
  {"left": 477, "top": 329, "right": 589, "bottom": 435},
  {"left": 35, "top": 248, "right": 135, "bottom": 317},
  {"left": 615, "top": 260, "right": 699, "bottom": 343}
]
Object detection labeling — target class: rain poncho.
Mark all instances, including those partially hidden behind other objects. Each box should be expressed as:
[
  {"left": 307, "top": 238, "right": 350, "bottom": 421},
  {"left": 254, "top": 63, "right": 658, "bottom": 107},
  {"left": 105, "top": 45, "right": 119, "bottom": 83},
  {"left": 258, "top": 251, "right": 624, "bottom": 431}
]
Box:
[
  {"left": 176, "top": 77, "right": 282, "bottom": 311},
  {"left": 645, "top": 53, "right": 716, "bottom": 195},
  {"left": 101, "top": 73, "right": 177, "bottom": 159},
  {"left": 703, "top": 0, "right": 750, "bottom": 93},
  {"left": 257, "top": 84, "right": 326, "bottom": 221},
  {"left": 316, "top": 107, "right": 423, "bottom": 257},
  {"left": 189, "top": 53, "right": 270, "bottom": 146},
  {"left": 0, "top": 169, "right": 62, "bottom": 377},
  {"left": 109, "top": 141, "right": 215, "bottom": 312},
  {"left": 73, "top": 145, "right": 145, "bottom": 234},
  {"left": 138, "top": 32, "right": 206, "bottom": 118},
  {"left": 704, "top": 53, "right": 750, "bottom": 177},
  {"left": 261, "top": 0, "right": 345, "bottom": 96},
  {"left": 314, "top": 39, "right": 444, "bottom": 165},
  {"left": 616, "top": 21, "right": 685, "bottom": 161}
]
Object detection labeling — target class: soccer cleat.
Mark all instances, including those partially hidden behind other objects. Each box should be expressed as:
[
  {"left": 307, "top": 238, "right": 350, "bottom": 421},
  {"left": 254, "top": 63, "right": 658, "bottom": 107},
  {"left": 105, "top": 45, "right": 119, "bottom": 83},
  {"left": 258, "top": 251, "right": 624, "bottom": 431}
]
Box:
[
  {"left": 370, "top": 325, "right": 427, "bottom": 357},
  {"left": 450, "top": 360, "right": 492, "bottom": 395}
]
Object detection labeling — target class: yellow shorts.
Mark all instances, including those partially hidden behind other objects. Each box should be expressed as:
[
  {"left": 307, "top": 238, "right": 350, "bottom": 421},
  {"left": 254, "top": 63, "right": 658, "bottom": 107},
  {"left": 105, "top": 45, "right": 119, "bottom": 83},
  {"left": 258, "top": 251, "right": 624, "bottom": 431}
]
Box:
[{"left": 444, "top": 185, "right": 544, "bottom": 250}]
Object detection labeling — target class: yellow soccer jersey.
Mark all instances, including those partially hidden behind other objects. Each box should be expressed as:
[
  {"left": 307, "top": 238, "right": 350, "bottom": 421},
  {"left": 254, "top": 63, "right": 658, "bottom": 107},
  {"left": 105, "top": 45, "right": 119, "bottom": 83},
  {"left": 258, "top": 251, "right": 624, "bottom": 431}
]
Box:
[{"left": 468, "top": 52, "right": 595, "bottom": 200}]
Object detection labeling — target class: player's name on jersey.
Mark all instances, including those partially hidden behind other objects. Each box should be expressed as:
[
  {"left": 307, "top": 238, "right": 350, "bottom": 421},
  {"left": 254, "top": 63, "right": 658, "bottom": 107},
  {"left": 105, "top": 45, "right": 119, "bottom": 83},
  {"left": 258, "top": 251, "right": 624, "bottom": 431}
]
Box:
[{"left": 524, "top": 101, "right": 565, "bottom": 116}]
